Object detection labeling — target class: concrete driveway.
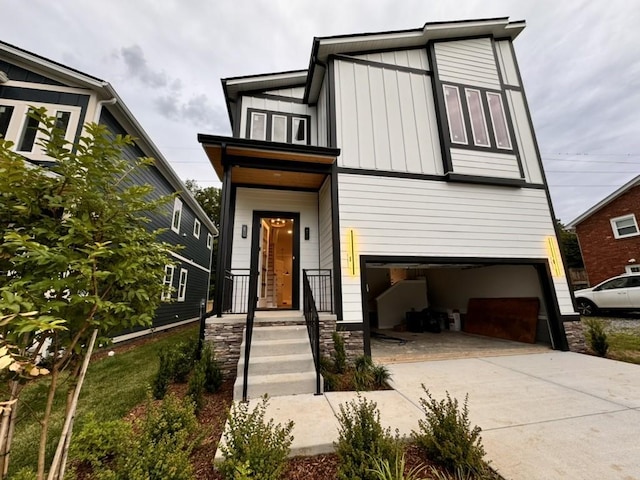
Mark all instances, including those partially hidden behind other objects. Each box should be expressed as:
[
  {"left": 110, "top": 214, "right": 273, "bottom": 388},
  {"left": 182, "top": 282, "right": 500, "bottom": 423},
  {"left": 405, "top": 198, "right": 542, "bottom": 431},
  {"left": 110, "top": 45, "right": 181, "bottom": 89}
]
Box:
[{"left": 388, "top": 352, "right": 640, "bottom": 480}]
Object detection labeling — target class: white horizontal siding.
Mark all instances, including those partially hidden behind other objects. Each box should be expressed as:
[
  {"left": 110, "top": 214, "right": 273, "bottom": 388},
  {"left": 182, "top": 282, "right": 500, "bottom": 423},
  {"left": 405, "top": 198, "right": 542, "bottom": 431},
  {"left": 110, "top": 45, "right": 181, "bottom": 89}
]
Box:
[
  {"left": 318, "top": 177, "right": 333, "bottom": 270},
  {"left": 435, "top": 38, "right": 501, "bottom": 90},
  {"left": 494, "top": 40, "right": 520, "bottom": 87},
  {"left": 263, "top": 86, "right": 305, "bottom": 99},
  {"left": 450, "top": 148, "right": 521, "bottom": 179},
  {"left": 334, "top": 59, "right": 442, "bottom": 175},
  {"left": 239, "top": 96, "right": 317, "bottom": 144},
  {"left": 350, "top": 49, "right": 429, "bottom": 70},
  {"left": 505, "top": 90, "right": 544, "bottom": 184},
  {"left": 336, "top": 174, "right": 576, "bottom": 321},
  {"left": 231, "top": 188, "right": 320, "bottom": 310}
]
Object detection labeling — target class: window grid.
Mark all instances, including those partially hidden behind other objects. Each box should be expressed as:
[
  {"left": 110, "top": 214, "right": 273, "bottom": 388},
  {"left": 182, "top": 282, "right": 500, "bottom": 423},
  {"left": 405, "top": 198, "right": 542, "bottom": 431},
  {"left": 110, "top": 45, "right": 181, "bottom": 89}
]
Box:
[{"left": 161, "top": 265, "right": 175, "bottom": 301}]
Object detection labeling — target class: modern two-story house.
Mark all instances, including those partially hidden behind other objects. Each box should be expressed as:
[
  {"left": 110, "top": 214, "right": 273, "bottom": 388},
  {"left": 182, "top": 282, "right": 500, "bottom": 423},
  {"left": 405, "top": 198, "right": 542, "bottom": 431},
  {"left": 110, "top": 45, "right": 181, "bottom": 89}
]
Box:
[
  {"left": 199, "top": 18, "right": 579, "bottom": 398},
  {"left": 0, "top": 41, "right": 218, "bottom": 339}
]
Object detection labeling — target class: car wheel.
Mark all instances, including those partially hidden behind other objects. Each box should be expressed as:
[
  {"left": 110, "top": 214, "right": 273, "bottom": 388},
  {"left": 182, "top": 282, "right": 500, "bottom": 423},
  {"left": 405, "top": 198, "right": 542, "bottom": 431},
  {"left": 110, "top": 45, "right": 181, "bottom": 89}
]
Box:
[{"left": 577, "top": 299, "right": 597, "bottom": 316}]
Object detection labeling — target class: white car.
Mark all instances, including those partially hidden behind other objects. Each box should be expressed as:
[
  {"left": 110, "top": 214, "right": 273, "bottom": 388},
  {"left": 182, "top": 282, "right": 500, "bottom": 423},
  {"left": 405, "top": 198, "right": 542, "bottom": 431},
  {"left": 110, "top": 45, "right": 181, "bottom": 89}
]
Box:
[{"left": 574, "top": 274, "right": 640, "bottom": 316}]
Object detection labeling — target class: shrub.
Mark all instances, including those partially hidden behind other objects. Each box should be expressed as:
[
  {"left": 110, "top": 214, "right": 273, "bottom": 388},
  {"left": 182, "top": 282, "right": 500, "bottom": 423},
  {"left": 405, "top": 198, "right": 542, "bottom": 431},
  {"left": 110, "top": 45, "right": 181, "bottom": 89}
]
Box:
[
  {"left": 69, "top": 414, "right": 133, "bottom": 470},
  {"left": 187, "top": 362, "right": 206, "bottom": 414},
  {"left": 332, "top": 331, "right": 347, "bottom": 374},
  {"left": 172, "top": 340, "right": 197, "bottom": 383},
  {"left": 152, "top": 348, "right": 174, "bottom": 399},
  {"left": 140, "top": 392, "right": 199, "bottom": 445},
  {"left": 368, "top": 453, "right": 426, "bottom": 480},
  {"left": 371, "top": 364, "right": 391, "bottom": 389},
  {"left": 413, "top": 387, "right": 486, "bottom": 475},
  {"left": 219, "top": 396, "right": 294, "bottom": 480},
  {"left": 334, "top": 395, "right": 400, "bottom": 480},
  {"left": 9, "top": 468, "right": 37, "bottom": 480},
  {"left": 353, "top": 355, "right": 391, "bottom": 391},
  {"left": 201, "top": 343, "right": 224, "bottom": 393},
  {"left": 584, "top": 318, "right": 609, "bottom": 357}
]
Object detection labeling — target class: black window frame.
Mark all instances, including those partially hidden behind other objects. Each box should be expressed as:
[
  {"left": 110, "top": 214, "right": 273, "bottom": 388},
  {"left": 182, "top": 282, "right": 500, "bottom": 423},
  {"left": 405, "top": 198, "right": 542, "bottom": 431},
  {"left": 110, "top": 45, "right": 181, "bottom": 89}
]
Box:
[
  {"left": 0, "top": 105, "right": 14, "bottom": 139},
  {"left": 245, "top": 108, "right": 311, "bottom": 145}
]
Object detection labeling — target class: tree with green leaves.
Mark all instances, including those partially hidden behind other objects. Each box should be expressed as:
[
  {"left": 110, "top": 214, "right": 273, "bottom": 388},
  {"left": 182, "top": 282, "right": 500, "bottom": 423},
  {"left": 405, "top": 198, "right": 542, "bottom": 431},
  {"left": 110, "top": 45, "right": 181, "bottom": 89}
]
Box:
[
  {"left": 0, "top": 109, "right": 174, "bottom": 479},
  {"left": 556, "top": 219, "right": 584, "bottom": 268}
]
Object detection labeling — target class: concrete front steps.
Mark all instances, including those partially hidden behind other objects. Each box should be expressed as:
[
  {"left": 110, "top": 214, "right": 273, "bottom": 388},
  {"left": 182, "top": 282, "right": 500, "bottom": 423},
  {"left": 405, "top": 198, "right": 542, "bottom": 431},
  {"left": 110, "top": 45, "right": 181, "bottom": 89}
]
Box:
[{"left": 233, "top": 319, "right": 321, "bottom": 400}]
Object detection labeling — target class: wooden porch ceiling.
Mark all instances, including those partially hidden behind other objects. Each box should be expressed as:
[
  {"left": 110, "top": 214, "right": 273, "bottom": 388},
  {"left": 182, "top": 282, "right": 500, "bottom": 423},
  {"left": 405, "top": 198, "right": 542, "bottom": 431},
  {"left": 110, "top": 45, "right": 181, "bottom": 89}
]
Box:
[{"left": 198, "top": 135, "right": 339, "bottom": 190}]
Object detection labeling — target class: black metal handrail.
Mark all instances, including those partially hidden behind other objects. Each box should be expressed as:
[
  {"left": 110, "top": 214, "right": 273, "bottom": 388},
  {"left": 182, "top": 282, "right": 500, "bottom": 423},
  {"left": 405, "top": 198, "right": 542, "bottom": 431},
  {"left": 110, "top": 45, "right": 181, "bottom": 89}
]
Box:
[
  {"left": 304, "top": 269, "right": 333, "bottom": 313},
  {"left": 242, "top": 270, "right": 259, "bottom": 402},
  {"left": 223, "top": 269, "right": 251, "bottom": 314},
  {"left": 303, "top": 270, "right": 322, "bottom": 395}
]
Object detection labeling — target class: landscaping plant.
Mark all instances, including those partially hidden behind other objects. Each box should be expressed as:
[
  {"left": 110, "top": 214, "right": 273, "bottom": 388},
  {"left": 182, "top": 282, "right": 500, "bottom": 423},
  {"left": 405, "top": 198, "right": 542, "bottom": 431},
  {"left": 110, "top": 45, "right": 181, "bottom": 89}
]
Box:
[
  {"left": 200, "top": 343, "right": 223, "bottom": 393},
  {"left": 332, "top": 331, "right": 347, "bottom": 373},
  {"left": 218, "top": 396, "right": 294, "bottom": 480},
  {"left": 152, "top": 348, "right": 174, "bottom": 400},
  {"left": 583, "top": 318, "right": 609, "bottom": 357},
  {"left": 368, "top": 453, "right": 426, "bottom": 480},
  {"left": 413, "top": 387, "right": 486, "bottom": 476},
  {"left": 334, "top": 395, "right": 400, "bottom": 480}
]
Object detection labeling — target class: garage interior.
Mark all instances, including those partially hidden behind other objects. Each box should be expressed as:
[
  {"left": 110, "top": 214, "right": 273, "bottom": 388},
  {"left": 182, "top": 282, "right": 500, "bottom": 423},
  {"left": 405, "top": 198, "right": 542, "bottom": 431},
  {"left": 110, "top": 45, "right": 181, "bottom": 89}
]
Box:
[{"left": 364, "top": 261, "right": 556, "bottom": 363}]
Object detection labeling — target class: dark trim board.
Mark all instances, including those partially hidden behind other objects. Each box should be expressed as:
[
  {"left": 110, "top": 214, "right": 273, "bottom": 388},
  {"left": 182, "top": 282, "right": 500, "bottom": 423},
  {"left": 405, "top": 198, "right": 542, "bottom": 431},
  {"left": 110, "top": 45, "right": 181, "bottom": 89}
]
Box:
[
  {"left": 330, "top": 164, "right": 344, "bottom": 320},
  {"left": 445, "top": 172, "right": 528, "bottom": 188},
  {"left": 248, "top": 92, "right": 305, "bottom": 104},
  {"left": 233, "top": 183, "right": 320, "bottom": 193},
  {"left": 332, "top": 54, "right": 431, "bottom": 76},
  {"left": 359, "top": 255, "right": 570, "bottom": 353}
]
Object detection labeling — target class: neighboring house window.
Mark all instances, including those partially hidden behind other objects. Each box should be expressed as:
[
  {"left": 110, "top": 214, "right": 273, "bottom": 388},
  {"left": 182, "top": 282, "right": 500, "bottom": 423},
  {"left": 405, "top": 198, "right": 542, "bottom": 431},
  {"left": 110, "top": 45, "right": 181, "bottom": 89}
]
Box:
[
  {"left": 17, "top": 108, "right": 39, "bottom": 152},
  {"left": 55, "top": 111, "right": 71, "bottom": 135},
  {"left": 161, "top": 265, "right": 175, "bottom": 301},
  {"left": 171, "top": 198, "right": 183, "bottom": 233},
  {"left": 0, "top": 105, "right": 14, "bottom": 138},
  {"left": 207, "top": 233, "right": 213, "bottom": 250},
  {"left": 625, "top": 265, "right": 640, "bottom": 274},
  {"left": 177, "top": 268, "right": 188, "bottom": 302},
  {"left": 193, "top": 219, "right": 201, "bottom": 238},
  {"left": 247, "top": 109, "right": 310, "bottom": 145},
  {"left": 441, "top": 84, "right": 513, "bottom": 151},
  {"left": 611, "top": 214, "right": 639, "bottom": 239}
]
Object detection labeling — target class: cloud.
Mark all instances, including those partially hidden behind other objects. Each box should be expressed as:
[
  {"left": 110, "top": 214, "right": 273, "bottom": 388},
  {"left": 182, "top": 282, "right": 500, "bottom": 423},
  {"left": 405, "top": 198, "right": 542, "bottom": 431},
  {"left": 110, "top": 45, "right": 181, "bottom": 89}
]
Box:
[{"left": 120, "top": 45, "right": 169, "bottom": 88}]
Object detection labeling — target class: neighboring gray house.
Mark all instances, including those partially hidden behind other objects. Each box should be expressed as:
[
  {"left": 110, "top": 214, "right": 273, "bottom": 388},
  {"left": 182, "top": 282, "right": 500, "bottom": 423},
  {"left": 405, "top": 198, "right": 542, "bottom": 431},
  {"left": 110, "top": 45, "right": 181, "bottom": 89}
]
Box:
[{"left": 0, "top": 41, "right": 218, "bottom": 339}]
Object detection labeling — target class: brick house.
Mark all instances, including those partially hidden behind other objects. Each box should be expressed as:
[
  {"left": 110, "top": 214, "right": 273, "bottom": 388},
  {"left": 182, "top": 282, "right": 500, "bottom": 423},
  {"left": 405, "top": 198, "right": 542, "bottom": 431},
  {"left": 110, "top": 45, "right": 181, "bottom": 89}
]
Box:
[{"left": 567, "top": 175, "right": 640, "bottom": 286}]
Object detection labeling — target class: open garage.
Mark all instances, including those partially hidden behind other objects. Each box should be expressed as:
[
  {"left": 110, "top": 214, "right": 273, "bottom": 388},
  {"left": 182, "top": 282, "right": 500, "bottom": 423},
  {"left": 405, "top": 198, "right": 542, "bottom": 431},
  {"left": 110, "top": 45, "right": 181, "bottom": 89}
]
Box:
[{"left": 360, "top": 256, "right": 569, "bottom": 361}]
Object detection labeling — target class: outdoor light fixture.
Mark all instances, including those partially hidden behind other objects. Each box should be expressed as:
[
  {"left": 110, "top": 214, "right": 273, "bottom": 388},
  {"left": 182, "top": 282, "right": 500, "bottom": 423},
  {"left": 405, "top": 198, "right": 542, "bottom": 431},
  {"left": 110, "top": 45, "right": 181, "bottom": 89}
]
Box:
[
  {"left": 241, "top": 225, "right": 247, "bottom": 238},
  {"left": 304, "top": 227, "right": 310, "bottom": 240},
  {"left": 269, "top": 218, "right": 286, "bottom": 228}
]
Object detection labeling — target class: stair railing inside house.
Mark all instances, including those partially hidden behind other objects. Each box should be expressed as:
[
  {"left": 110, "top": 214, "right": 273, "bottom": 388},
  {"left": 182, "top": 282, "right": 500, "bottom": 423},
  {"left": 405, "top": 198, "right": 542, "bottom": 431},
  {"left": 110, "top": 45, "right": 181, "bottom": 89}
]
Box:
[
  {"left": 223, "top": 269, "right": 251, "bottom": 314},
  {"left": 303, "top": 270, "right": 323, "bottom": 395},
  {"left": 241, "top": 269, "right": 259, "bottom": 402}
]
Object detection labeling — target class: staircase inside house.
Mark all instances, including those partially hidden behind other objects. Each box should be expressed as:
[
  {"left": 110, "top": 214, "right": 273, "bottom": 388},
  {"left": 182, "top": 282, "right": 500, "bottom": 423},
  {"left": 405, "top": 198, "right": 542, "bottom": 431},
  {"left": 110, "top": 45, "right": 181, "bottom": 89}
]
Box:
[{"left": 233, "top": 312, "right": 320, "bottom": 401}]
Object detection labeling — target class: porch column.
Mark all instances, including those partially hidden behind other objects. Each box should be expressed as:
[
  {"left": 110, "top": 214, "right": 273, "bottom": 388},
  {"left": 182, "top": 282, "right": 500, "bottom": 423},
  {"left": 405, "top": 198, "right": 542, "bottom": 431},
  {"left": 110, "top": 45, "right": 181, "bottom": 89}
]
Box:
[{"left": 215, "top": 162, "right": 232, "bottom": 317}]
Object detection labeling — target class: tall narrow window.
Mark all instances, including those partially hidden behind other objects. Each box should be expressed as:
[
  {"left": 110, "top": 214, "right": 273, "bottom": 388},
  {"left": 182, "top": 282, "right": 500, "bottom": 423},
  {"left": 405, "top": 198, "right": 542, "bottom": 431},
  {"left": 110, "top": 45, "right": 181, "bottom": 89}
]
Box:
[
  {"left": 18, "top": 109, "right": 39, "bottom": 152},
  {"left": 171, "top": 198, "right": 183, "bottom": 233},
  {"left": 443, "top": 85, "right": 467, "bottom": 144},
  {"left": 0, "top": 105, "right": 14, "bottom": 139},
  {"left": 271, "top": 115, "right": 287, "bottom": 143},
  {"left": 292, "top": 117, "right": 307, "bottom": 144},
  {"left": 161, "top": 265, "right": 175, "bottom": 301},
  {"left": 177, "top": 268, "right": 188, "bottom": 302},
  {"left": 55, "top": 111, "right": 71, "bottom": 136},
  {"left": 207, "top": 233, "right": 213, "bottom": 250},
  {"left": 193, "top": 219, "right": 201, "bottom": 238},
  {"left": 486, "top": 92, "right": 512, "bottom": 150},
  {"left": 465, "top": 89, "right": 489, "bottom": 147},
  {"left": 250, "top": 112, "right": 267, "bottom": 140}
]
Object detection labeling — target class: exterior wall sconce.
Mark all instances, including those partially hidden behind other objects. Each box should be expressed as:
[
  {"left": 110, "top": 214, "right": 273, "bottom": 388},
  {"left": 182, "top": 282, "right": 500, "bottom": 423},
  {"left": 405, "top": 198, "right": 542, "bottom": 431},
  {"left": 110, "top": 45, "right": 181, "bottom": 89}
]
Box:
[
  {"left": 304, "top": 227, "right": 310, "bottom": 240},
  {"left": 241, "top": 225, "right": 248, "bottom": 238}
]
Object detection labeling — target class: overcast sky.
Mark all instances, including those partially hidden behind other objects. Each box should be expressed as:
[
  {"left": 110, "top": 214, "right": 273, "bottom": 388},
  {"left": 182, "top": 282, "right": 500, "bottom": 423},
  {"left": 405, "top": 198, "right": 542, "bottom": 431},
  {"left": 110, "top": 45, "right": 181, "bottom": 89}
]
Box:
[{"left": 3, "top": 0, "right": 639, "bottom": 224}]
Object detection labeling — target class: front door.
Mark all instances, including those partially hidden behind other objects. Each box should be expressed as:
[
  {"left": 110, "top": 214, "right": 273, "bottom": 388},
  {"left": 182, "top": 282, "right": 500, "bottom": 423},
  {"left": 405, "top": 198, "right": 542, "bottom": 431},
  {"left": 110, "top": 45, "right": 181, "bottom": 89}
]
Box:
[{"left": 251, "top": 211, "right": 300, "bottom": 310}]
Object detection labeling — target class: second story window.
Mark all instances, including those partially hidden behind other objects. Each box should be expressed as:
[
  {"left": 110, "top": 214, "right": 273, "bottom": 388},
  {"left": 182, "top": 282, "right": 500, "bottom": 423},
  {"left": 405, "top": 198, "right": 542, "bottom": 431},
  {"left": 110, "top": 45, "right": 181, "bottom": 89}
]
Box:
[
  {"left": 247, "top": 109, "right": 310, "bottom": 145},
  {"left": 0, "top": 106, "right": 14, "bottom": 139},
  {"left": 611, "top": 214, "right": 639, "bottom": 239},
  {"left": 55, "top": 111, "right": 71, "bottom": 135},
  {"left": 18, "top": 109, "right": 40, "bottom": 152},
  {"left": 171, "top": 198, "right": 183, "bottom": 233},
  {"left": 193, "top": 218, "right": 201, "bottom": 239}
]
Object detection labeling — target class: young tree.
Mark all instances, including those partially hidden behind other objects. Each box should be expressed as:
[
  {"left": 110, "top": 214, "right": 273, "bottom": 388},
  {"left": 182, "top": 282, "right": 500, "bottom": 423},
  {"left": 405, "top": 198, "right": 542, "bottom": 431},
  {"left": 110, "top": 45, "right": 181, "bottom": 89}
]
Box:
[
  {"left": 0, "top": 109, "right": 175, "bottom": 479},
  {"left": 556, "top": 219, "right": 584, "bottom": 268}
]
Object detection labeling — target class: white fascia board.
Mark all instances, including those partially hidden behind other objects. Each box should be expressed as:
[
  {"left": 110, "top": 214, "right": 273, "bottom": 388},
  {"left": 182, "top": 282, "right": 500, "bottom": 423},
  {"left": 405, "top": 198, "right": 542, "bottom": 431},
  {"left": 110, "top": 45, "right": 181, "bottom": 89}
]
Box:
[
  {"left": 567, "top": 174, "right": 640, "bottom": 229},
  {"left": 225, "top": 71, "right": 308, "bottom": 87}
]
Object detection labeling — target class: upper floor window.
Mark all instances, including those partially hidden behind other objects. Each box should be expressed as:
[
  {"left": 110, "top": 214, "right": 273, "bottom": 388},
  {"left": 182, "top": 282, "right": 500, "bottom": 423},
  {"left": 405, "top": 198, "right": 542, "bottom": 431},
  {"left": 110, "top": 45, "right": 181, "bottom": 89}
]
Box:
[
  {"left": 442, "top": 84, "right": 512, "bottom": 152},
  {"left": 207, "top": 233, "right": 213, "bottom": 250},
  {"left": 611, "top": 214, "right": 639, "bottom": 239},
  {"left": 18, "top": 108, "right": 40, "bottom": 152},
  {"left": 247, "top": 109, "right": 310, "bottom": 145},
  {"left": 193, "top": 218, "right": 201, "bottom": 239},
  {"left": 55, "top": 111, "right": 71, "bottom": 135},
  {"left": 0, "top": 105, "right": 14, "bottom": 139},
  {"left": 171, "top": 198, "right": 183, "bottom": 233}
]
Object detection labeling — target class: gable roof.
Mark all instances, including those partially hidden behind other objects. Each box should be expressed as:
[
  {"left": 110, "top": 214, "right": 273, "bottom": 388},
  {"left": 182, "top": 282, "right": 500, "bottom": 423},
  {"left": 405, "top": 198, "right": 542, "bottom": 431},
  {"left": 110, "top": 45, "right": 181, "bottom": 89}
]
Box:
[
  {"left": 566, "top": 175, "right": 640, "bottom": 229},
  {"left": 0, "top": 41, "right": 218, "bottom": 235}
]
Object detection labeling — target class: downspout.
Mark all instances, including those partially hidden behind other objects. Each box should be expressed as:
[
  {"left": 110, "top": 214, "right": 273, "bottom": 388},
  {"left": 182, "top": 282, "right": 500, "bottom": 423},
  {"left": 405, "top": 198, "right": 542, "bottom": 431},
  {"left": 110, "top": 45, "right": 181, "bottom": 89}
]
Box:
[{"left": 93, "top": 95, "right": 117, "bottom": 123}]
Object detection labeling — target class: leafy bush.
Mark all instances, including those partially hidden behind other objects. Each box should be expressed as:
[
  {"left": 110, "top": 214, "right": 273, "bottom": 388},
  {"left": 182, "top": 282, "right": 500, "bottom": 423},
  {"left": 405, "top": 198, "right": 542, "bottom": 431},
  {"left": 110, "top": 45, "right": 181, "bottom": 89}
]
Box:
[
  {"left": 332, "top": 331, "right": 347, "bottom": 374},
  {"left": 584, "top": 318, "right": 609, "bottom": 357},
  {"left": 219, "top": 396, "right": 294, "bottom": 480},
  {"left": 69, "top": 414, "right": 133, "bottom": 470},
  {"left": 369, "top": 453, "right": 426, "bottom": 480},
  {"left": 371, "top": 364, "right": 391, "bottom": 389},
  {"left": 187, "top": 362, "right": 206, "bottom": 414},
  {"left": 334, "top": 395, "right": 400, "bottom": 480},
  {"left": 201, "top": 342, "right": 223, "bottom": 393},
  {"left": 9, "top": 468, "right": 37, "bottom": 480},
  {"left": 153, "top": 348, "right": 174, "bottom": 399},
  {"left": 413, "top": 387, "right": 486, "bottom": 475},
  {"left": 140, "top": 392, "right": 199, "bottom": 445},
  {"left": 172, "top": 340, "right": 197, "bottom": 383}
]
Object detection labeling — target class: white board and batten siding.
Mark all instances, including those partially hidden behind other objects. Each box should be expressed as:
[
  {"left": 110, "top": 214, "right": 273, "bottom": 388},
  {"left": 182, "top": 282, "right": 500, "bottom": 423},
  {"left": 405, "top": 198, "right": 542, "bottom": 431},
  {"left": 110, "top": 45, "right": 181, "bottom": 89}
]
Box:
[
  {"left": 350, "top": 49, "right": 429, "bottom": 70},
  {"left": 239, "top": 96, "right": 317, "bottom": 144},
  {"left": 231, "top": 188, "right": 320, "bottom": 309},
  {"left": 333, "top": 58, "right": 443, "bottom": 175},
  {"left": 434, "top": 38, "right": 500, "bottom": 90},
  {"left": 336, "top": 174, "right": 576, "bottom": 322}
]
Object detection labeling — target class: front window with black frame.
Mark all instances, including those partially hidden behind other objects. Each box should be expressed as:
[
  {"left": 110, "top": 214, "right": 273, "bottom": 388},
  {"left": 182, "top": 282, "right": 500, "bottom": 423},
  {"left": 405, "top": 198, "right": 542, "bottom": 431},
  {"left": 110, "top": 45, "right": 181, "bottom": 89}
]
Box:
[
  {"left": 247, "top": 109, "right": 310, "bottom": 145},
  {"left": 442, "top": 83, "right": 513, "bottom": 153}
]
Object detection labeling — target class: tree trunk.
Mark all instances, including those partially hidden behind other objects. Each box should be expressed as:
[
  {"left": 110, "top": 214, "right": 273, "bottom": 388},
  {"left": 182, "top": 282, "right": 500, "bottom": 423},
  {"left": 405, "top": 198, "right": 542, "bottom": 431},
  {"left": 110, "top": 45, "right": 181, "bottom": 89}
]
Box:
[
  {"left": 3, "top": 395, "right": 19, "bottom": 478},
  {"left": 0, "top": 381, "right": 20, "bottom": 479},
  {"left": 47, "top": 329, "right": 98, "bottom": 480},
  {"left": 37, "top": 367, "right": 59, "bottom": 480}
]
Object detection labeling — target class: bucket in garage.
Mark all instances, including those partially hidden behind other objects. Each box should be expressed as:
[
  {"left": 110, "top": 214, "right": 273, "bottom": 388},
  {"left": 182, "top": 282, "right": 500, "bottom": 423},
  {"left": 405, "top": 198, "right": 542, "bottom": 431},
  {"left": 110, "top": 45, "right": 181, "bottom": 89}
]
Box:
[{"left": 448, "top": 309, "right": 461, "bottom": 331}]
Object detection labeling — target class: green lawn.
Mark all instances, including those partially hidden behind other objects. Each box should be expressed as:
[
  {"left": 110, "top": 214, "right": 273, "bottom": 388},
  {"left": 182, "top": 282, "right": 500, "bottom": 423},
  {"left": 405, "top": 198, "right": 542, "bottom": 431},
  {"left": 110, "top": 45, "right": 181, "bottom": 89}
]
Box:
[
  {"left": 585, "top": 317, "right": 640, "bottom": 365},
  {"left": 8, "top": 324, "right": 199, "bottom": 475}
]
